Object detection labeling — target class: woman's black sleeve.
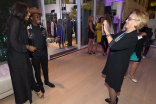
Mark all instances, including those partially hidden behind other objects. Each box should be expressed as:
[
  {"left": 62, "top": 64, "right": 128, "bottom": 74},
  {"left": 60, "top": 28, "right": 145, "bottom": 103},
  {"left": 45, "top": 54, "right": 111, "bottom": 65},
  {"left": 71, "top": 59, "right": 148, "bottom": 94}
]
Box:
[
  {"left": 109, "top": 36, "right": 138, "bottom": 50},
  {"left": 7, "top": 18, "right": 27, "bottom": 53}
]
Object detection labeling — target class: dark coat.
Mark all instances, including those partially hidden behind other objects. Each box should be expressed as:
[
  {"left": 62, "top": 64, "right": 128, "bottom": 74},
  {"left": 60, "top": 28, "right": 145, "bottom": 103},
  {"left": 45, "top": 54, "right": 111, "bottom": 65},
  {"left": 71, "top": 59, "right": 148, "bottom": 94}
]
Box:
[
  {"left": 6, "top": 18, "right": 32, "bottom": 103},
  {"left": 27, "top": 24, "right": 47, "bottom": 58},
  {"left": 102, "top": 30, "right": 138, "bottom": 92}
]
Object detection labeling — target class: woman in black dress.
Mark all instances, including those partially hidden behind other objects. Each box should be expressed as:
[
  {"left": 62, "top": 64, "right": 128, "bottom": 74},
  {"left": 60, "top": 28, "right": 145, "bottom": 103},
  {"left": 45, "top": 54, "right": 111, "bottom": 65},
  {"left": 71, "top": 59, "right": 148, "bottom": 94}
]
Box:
[
  {"left": 4, "top": 2, "right": 44, "bottom": 104},
  {"left": 102, "top": 10, "right": 149, "bottom": 104},
  {"left": 87, "top": 15, "right": 96, "bottom": 54}
]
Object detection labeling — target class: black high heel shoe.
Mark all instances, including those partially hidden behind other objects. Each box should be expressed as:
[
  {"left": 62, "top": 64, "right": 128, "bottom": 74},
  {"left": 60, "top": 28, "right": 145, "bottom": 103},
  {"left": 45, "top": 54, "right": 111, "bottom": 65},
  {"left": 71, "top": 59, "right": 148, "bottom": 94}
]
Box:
[
  {"left": 103, "top": 52, "right": 107, "bottom": 56},
  {"left": 91, "top": 50, "right": 95, "bottom": 54},
  {"left": 88, "top": 51, "right": 92, "bottom": 55},
  {"left": 105, "top": 97, "right": 118, "bottom": 104}
]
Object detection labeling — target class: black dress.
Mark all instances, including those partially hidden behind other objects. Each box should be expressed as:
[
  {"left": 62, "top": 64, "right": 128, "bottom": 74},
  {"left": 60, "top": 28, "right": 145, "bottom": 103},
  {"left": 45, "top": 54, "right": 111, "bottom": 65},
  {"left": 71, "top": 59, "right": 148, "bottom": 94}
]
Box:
[
  {"left": 102, "top": 30, "right": 138, "bottom": 92},
  {"left": 88, "top": 23, "right": 95, "bottom": 39},
  {"left": 7, "top": 18, "right": 39, "bottom": 104},
  {"left": 130, "top": 27, "right": 153, "bottom": 62},
  {"left": 130, "top": 36, "right": 146, "bottom": 62}
]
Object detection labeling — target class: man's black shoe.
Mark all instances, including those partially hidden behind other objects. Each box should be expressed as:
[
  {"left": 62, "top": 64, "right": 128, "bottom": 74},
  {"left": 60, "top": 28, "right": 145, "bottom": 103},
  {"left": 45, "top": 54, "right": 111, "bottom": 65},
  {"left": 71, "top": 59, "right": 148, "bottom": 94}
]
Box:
[
  {"left": 45, "top": 82, "right": 55, "bottom": 88},
  {"left": 39, "top": 86, "right": 45, "bottom": 93}
]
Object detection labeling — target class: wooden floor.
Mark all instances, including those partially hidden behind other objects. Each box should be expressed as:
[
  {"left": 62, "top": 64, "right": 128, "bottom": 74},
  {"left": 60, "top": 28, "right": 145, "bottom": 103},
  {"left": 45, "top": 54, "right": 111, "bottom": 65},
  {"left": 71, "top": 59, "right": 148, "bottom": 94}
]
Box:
[{"left": 0, "top": 46, "right": 156, "bottom": 104}]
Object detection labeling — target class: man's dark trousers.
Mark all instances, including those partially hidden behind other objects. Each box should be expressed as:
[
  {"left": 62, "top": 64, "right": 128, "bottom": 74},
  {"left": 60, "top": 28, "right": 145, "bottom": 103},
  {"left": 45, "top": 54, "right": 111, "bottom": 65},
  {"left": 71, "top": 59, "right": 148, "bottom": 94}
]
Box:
[{"left": 31, "top": 49, "right": 49, "bottom": 87}]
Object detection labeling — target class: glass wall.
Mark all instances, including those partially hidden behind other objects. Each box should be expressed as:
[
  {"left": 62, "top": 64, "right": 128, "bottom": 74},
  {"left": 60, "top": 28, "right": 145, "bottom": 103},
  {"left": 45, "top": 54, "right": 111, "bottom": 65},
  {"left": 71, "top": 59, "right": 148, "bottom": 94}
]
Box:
[
  {"left": 83, "top": 0, "right": 92, "bottom": 3},
  {"left": 44, "top": 0, "right": 56, "bottom": 5},
  {"left": 44, "top": 0, "right": 78, "bottom": 58},
  {"left": 81, "top": 0, "right": 94, "bottom": 46},
  {"left": 96, "top": 0, "right": 104, "bottom": 17},
  {"left": 139, "top": 0, "right": 142, "bottom": 5},
  {"left": 134, "top": 0, "right": 137, "bottom": 3},
  {"left": 66, "top": 0, "right": 76, "bottom": 4}
]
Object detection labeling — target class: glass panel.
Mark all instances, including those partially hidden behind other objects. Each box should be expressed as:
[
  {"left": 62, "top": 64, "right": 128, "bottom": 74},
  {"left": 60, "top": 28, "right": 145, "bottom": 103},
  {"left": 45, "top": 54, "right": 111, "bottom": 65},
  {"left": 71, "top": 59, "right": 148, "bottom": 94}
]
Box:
[
  {"left": 142, "top": 0, "right": 144, "bottom": 6},
  {"left": 134, "top": 0, "right": 137, "bottom": 2},
  {"left": 96, "top": 0, "right": 104, "bottom": 17},
  {"left": 81, "top": 0, "right": 94, "bottom": 46},
  {"left": 44, "top": 0, "right": 56, "bottom": 5},
  {"left": 46, "top": 13, "right": 57, "bottom": 40},
  {"left": 83, "top": 0, "right": 92, "bottom": 3},
  {"left": 62, "top": 0, "right": 76, "bottom": 4},
  {"left": 139, "top": 0, "right": 142, "bottom": 5},
  {"left": 44, "top": 0, "right": 78, "bottom": 57},
  {"left": 66, "top": 0, "right": 76, "bottom": 4},
  {"left": 150, "top": 1, "right": 156, "bottom": 6}
]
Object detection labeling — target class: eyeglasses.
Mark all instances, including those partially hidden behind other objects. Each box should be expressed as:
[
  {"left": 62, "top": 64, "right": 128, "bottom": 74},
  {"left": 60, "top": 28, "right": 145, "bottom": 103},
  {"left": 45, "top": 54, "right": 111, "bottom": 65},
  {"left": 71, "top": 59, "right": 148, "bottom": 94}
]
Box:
[{"left": 127, "top": 17, "right": 139, "bottom": 21}]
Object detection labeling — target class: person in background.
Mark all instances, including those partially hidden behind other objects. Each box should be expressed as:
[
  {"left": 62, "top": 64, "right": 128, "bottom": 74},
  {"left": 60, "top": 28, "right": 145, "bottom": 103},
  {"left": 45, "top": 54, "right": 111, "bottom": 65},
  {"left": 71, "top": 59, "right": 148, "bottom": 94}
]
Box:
[
  {"left": 100, "top": 14, "right": 114, "bottom": 56},
  {"left": 53, "top": 18, "right": 57, "bottom": 38},
  {"left": 5, "top": 2, "right": 44, "bottom": 104},
  {"left": 95, "top": 17, "right": 99, "bottom": 26},
  {"left": 87, "top": 15, "right": 96, "bottom": 54},
  {"left": 102, "top": 10, "right": 149, "bottom": 104},
  {"left": 28, "top": 7, "right": 55, "bottom": 94},
  {"left": 66, "top": 16, "right": 73, "bottom": 46},
  {"left": 56, "top": 19, "right": 64, "bottom": 48},
  {"left": 94, "top": 17, "right": 104, "bottom": 53},
  {"left": 46, "top": 21, "right": 51, "bottom": 37},
  {"left": 51, "top": 18, "right": 57, "bottom": 38},
  {"left": 74, "top": 19, "right": 77, "bottom": 44},
  {"left": 142, "top": 13, "right": 156, "bottom": 58}
]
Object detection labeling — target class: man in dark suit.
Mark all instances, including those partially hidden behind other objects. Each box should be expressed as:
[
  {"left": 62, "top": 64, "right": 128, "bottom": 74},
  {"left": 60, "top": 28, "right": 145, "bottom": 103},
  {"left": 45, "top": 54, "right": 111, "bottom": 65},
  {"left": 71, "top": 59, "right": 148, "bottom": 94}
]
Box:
[
  {"left": 27, "top": 7, "right": 55, "bottom": 93},
  {"left": 67, "top": 16, "right": 73, "bottom": 46}
]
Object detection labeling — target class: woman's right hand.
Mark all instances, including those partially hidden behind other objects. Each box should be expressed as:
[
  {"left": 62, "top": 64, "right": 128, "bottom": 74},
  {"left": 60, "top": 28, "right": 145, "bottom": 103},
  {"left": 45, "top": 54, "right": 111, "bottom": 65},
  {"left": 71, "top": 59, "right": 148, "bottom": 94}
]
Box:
[
  {"left": 95, "top": 31, "right": 97, "bottom": 35},
  {"left": 28, "top": 45, "right": 37, "bottom": 52}
]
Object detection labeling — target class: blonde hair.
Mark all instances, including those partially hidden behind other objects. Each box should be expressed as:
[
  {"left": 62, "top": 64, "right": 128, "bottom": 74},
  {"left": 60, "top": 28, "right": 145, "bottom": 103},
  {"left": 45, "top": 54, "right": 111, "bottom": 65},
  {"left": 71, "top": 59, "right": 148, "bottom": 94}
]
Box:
[
  {"left": 88, "top": 15, "right": 94, "bottom": 24},
  {"left": 132, "top": 10, "right": 149, "bottom": 30},
  {"left": 104, "top": 13, "right": 112, "bottom": 27}
]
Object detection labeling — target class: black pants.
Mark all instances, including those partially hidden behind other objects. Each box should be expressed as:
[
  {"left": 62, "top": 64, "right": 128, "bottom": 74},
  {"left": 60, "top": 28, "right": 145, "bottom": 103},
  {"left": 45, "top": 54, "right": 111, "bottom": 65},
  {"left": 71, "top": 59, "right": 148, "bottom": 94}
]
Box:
[
  {"left": 29, "top": 64, "right": 40, "bottom": 92},
  {"left": 143, "top": 39, "right": 154, "bottom": 56},
  {"left": 75, "top": 31, "right": 77, "bottom": 44},
  {"left": 31, "top": 50, "right": 49, "bottom": 87},
  {"left": 100, "top": 36, "right": 108, "bottom": 53},
  {"left": 26, "top": 53, "right": 40, "bottom": 92},
  {"left": 67, "top": 32, "right": 72, "bottom": 46}
]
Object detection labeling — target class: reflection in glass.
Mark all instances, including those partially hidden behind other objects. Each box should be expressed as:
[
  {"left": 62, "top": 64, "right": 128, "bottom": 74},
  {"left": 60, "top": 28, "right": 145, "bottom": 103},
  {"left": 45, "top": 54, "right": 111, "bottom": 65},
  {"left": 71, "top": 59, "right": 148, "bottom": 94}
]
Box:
[
  {"left": 134, "top": 0, "right": 137, "bottom": 2},
  {"left": 81, "top": 0, "right": 94, "bottom": 46},
  {"left": 44, "top": 0, "right": 56, "bottom": 5},
  {"left": 139, "top": 0, "right": 142, "bottom": 5},
  {"left": 66, "top": 0, "right": 76, "bottom": 4}
]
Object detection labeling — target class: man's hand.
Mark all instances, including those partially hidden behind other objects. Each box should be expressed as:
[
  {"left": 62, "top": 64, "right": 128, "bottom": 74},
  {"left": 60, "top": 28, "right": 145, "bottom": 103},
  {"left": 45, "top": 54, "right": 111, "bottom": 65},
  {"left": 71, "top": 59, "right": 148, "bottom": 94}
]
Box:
[
  {"left": 28, "top": 45, "right": 37, "bottom": 52},
  {"left": 55, "top": 36, "right": 60, "bottom": 42}
]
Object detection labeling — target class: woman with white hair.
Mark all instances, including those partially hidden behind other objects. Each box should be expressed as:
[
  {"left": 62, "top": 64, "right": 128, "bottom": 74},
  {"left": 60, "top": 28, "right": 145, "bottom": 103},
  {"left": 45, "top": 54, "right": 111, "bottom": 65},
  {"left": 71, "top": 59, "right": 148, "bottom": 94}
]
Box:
[{"left": 102, "top": 10, "right": 149, "bottom": 104}]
